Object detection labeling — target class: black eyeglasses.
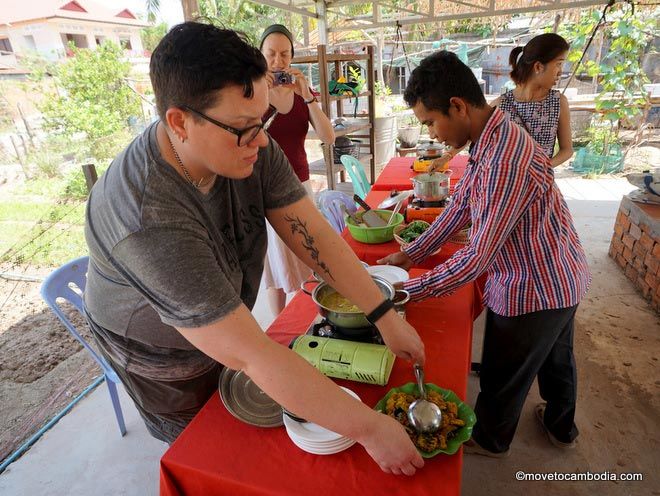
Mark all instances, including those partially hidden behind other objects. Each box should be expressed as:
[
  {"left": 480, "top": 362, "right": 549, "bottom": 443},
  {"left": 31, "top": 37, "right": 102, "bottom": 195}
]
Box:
[{"left": 181, "top": 105, "right": 278, "bottom": 147}]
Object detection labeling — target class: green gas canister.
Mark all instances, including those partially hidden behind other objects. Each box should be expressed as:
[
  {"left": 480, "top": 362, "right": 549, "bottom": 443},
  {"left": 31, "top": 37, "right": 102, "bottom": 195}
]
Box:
[{"left": 291, "top": 335, "right": 395, "bottom": 386}]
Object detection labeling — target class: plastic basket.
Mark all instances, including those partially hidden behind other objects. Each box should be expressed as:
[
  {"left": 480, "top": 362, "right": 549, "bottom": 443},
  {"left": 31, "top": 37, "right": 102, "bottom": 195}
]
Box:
[
  {"left": 333, "top": 140, "right": 361, "bottom": 164},
  {"left": 572, "top": 146, "right": 624, "bottom": 175}
]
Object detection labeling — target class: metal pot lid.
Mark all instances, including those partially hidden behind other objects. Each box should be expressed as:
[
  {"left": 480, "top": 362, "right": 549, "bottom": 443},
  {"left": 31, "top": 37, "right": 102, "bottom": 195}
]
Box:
[
  {"left": 378, "top": 190, "right": 413, "bottom": 209},
  {"left": 411, "top": 172, "right": 451, "bottom": 182},
  {"left": 218, "top": 367, "right": 283, "bottom": 427}
]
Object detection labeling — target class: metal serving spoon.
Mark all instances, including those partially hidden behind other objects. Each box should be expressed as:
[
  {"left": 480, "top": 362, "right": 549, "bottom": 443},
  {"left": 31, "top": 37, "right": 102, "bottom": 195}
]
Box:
[{"left": 407, "top": 363, "right": 442, "bottom": 433}]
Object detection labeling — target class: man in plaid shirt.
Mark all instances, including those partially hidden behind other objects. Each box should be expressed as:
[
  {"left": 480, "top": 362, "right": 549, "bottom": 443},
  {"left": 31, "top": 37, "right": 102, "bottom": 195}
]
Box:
[{"left": 379, "top": 51, "right": 590, "bottom": 457}]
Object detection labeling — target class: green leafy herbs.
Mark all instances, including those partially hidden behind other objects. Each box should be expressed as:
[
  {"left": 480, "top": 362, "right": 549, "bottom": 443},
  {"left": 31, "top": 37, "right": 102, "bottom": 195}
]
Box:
[{"left": 398, "top": 221, "right": 429, "bottom": 243}]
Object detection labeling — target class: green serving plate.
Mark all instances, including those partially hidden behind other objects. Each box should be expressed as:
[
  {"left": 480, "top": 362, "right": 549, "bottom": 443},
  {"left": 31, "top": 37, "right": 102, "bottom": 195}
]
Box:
[{"left": 374, "top": 382, "right": 476, "bottom": 457}]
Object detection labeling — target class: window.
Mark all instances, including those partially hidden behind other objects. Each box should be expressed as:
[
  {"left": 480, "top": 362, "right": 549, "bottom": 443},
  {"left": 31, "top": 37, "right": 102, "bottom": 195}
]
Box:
[
  {"left": 119, "top": 37, "right": 132, "bottom": 50},
  {"left": 0, "top": 38, "right": 13, "bottom": 54},
  {"left": 95, "top": 36, "right": 105, "bottom": 46},
  {"left": 60, "top": 33, "right": 88, "bottom": 49},
  {"left": 23, "top": 35, "right": 36, "bottom": 51}
]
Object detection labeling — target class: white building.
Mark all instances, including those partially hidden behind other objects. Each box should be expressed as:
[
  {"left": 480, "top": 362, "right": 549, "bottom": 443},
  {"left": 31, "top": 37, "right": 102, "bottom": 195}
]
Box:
[{"left": 0, "top": 0, "right": 148, "bottom": 72}]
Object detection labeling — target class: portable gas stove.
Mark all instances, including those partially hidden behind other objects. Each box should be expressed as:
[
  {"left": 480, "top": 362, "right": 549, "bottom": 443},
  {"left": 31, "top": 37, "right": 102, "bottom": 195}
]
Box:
[
  {"left": 305, "top": 316, "right": 384, "bottom": 344},
  {"left": 289, "top": 316, "right": 395, "bottom": 385},
  {"left": 405, "top": 196, "right": 447, "bottom": 223}
]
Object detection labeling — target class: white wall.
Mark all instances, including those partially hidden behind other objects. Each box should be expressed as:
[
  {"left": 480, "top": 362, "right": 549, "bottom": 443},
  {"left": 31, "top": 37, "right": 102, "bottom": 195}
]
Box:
[{"left": 4, "top": 19, "right": 144, "bottom": 61}]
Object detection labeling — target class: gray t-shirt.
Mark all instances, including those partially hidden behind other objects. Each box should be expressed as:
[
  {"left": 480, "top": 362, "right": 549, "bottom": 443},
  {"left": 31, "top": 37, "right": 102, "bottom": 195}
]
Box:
[{"left": 83, "top": 122, "right": 306, "bottom": 379}]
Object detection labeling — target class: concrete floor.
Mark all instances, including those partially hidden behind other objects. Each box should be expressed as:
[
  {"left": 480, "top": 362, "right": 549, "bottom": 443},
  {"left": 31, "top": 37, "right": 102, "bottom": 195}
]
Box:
[{"left": 1, "top": 177, "right": 656, "bottom": 496}]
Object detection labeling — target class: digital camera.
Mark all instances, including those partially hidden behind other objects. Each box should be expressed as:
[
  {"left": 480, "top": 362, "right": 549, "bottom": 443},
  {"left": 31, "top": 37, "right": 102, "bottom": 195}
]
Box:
[{"left": 272, "top": 71, "right": 294, "bottom": 86}]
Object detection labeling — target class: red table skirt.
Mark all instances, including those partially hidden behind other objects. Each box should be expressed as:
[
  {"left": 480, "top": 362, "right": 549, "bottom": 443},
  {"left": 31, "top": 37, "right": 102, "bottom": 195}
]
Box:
[
  {"left": 371, "top": 155, "right": 469, "bottom": 193},
  {"left": 160, "top": 269, "right": 477, "bottom": 496}
]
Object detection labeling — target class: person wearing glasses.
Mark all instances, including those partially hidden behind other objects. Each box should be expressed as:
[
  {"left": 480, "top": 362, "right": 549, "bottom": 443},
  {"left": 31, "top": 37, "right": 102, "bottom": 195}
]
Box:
[
  {"left": 259, "top": 24, "right": 335, "bottom": 315},
  {"left": 82, "top": 22, "right": 425, "bottom": 475}
]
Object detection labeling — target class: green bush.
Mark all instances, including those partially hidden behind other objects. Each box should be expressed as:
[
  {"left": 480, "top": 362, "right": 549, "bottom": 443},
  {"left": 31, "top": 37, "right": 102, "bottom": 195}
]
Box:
[
  {"left": 25, "top": 134, "right": 86, "bottom": 178},
  {"left": 39, "top": 42, "right": 141, "bottom": 162}
]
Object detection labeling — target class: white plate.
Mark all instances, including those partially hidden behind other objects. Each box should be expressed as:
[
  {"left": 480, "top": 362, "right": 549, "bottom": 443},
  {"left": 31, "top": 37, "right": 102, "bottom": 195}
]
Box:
[
  {"left": 289, "top": 434, "right": 356, "bottom": 455},
  {"left": 287, "top": 431, "right": 353, "bottom": 449},
  {"left": 283, "top": 418, "right": 343, "bottom": 443},
  {"left": 283, "top": 387, "right": 361, "bottom": 445},
  {"left": 366, "top": 265, "right": 409, "bottom": 284}
]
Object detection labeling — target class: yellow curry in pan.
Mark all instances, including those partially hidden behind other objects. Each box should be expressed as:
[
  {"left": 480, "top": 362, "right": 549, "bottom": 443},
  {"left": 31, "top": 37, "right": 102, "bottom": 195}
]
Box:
[{"left": 319, "top": 291, "right": 360, "bottom": 313}]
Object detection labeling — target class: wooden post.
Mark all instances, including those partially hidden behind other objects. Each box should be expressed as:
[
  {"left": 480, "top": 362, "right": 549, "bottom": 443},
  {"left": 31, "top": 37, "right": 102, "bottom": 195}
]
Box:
[
  {"left": 9, "top": 134, "right": 30, "bottom": 179},
  {"left": 318, "top": 44, "right": 334, "bottom": 190},
  {"left": 367, "top": 45, "right": 376, "bottom": 184},
  {"left": 82, "top": 163, "right": 98, "bottom": 193},
  {"left": 18, "top": 134, "right": 28, "bottom": 159},
  {"left": 16, "top": 103, "right": 34, "bottom": 147},
  {"left": 181, "top": 0, "right": 199, "bottom": 21},
  {"left": 593, "top": 31, "right": 604, "bottom": 94},
  {"left": 552, "top": 13, "right": 561, "bottom": 33}
]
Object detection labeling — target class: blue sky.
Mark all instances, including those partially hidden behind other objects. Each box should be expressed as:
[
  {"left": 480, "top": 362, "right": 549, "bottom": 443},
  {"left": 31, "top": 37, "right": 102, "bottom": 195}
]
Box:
[{"left": 97, "top": 0, "right": 185, "bottom": 27}]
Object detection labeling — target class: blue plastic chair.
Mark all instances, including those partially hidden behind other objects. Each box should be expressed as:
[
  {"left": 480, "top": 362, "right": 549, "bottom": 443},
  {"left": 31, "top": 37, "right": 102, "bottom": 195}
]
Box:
[
  {"left": 339, "top": 155, "right": 371, "bottom": 198},
  {"left": 317, "top": 190, "right": 357, "bottom": 233},
  {"left": 40, "top": 256, "right": 127, "bottom": 436}
]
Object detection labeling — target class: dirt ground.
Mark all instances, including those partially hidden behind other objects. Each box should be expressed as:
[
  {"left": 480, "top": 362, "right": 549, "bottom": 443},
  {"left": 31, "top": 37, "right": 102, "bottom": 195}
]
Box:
[
  {"left": 462, "top": 176, "right": 660, "bottom": 495},
  {"left": 0, "top": 272, "right": 98, "bottom": 463}
]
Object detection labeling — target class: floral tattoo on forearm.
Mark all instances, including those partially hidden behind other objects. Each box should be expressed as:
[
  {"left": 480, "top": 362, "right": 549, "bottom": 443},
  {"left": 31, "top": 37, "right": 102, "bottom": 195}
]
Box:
[{"left": 284, "top": 214, "right": 335, "bottom": 281}]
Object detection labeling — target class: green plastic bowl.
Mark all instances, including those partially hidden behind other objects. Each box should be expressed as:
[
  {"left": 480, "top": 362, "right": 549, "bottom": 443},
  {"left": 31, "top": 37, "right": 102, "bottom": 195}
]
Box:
[
  {"left": 345, "top": 210, "right": 404, "bottom": 244},
  {"left": 374, "top": 382, "right": 476, "bottom": 457}
]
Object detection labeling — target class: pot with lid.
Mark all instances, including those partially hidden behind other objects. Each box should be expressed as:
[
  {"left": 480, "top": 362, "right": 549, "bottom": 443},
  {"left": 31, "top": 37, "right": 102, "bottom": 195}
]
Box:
[{"left": 410, "top": 172, "right": 452, "bottom": 202}]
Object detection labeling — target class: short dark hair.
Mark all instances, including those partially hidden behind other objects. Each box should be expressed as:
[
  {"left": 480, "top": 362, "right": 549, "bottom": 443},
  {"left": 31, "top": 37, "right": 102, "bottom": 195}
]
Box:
[
  {"left": 509, "top": 33, "right": 569, "bottom": 85},
  {"left": 404, "top": 51, "right": 486, "bottom": 114},
  {"left": 150, "top": 22, "right": 267, "bottom": 121}
]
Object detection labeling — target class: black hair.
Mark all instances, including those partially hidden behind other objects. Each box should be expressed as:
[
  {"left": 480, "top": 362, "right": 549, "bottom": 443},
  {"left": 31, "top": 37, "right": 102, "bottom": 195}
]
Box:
[
  {"left": 150, "top": 22, "right": 267, "bottom": 121},
  {"left": 403, "top": 50, "right": 486, "bottom": 114},
  {"left": 509, "top": 33, "right": 569, "bottom": 85}
]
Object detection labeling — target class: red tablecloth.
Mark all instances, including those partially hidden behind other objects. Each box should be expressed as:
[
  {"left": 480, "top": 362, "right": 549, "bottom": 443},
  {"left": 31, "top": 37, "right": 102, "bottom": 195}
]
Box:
[
  {"left": 350, "top": 188, "right": 486, "bottom": 322},
  {"left": 371, "top": 155, "right": 469, "bottom": 193},
  {"left": 343, "top": 189, "right": 465, "bottom": 269},
  {"left": 160, "top": 269, "right": 475, "bottom": 496}
]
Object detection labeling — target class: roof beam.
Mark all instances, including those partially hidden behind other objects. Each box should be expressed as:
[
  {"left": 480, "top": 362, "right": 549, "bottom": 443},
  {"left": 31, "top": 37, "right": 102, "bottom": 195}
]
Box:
[
  {"left": 328, "top": 0, "right": 609, "bottom": 32},
  {"left": 253, "top": 0, "right": 319, "bottom": 18}
]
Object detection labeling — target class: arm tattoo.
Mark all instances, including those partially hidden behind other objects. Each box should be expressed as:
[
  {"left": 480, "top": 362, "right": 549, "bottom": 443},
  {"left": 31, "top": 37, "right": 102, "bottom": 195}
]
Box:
[{"left": 284, "top": 214, "right": 335, "bottom": 281}]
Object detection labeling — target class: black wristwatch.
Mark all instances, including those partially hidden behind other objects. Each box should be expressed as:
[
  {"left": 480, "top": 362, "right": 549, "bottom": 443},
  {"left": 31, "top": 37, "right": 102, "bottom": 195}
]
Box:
[
  {"left": 304, "top": 95, "right": 318, "bottom": 104},
  {"left": 366, "top": 299, "right": 395, "bottom": 325}
]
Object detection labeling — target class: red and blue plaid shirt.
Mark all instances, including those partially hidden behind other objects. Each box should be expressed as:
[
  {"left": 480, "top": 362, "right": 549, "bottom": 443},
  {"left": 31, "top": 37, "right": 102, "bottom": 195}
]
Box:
[{"left": 403, "top": 108, "right": 590, "bottom": 316}]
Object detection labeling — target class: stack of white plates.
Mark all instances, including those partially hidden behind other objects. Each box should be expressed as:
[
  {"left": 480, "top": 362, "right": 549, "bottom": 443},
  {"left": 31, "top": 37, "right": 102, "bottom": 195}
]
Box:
[{"left": 283, "top": 387, "right": 359, "bottom": 455}]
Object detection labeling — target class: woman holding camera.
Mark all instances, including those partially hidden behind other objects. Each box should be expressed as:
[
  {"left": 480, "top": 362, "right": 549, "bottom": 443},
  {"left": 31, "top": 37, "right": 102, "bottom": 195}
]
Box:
[{"left": 259, "top": 24, "right": 335, "bottom": 314}]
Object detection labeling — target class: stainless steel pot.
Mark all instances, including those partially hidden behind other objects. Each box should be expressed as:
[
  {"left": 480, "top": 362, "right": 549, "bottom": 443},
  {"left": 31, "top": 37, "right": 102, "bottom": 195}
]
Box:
[
  {"left": 301, "top": 275, "right": 410, "bottom": 330},
  {"left": 410, "top": 172, "right": 452, "bottom": 202}
]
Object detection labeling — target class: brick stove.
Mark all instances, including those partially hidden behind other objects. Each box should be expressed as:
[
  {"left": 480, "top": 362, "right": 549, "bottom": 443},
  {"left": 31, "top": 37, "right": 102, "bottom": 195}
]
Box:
[{"left": 609, "top": 195, "right": 660, "bottom": 313}]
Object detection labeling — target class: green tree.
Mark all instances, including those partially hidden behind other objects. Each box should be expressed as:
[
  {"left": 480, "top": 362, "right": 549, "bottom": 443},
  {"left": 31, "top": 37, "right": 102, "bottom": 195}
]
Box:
[
  {"left": 141, "top": 22, "right": 168, "bottom": 52},
  {"left": 39, "top": 42, "right": 141, "bottom": 161},
  {"left": 198, "top": 0, "right": 301, "bottom": 44},
  {"left": 560, "top": 5, "right": 657, "bottom": 154}
]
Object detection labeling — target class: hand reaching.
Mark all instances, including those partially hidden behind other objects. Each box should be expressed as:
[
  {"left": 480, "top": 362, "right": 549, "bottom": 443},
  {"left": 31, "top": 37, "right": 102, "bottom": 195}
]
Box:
[
  {"left": 377, "top": 251, "right": 413, "bottom": 271},
  {"left": 360, "top": 414, "right": 425, "bottom": 476},
  {"left": 378, "top": 314, "right": 425, "bottom": 365}
]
